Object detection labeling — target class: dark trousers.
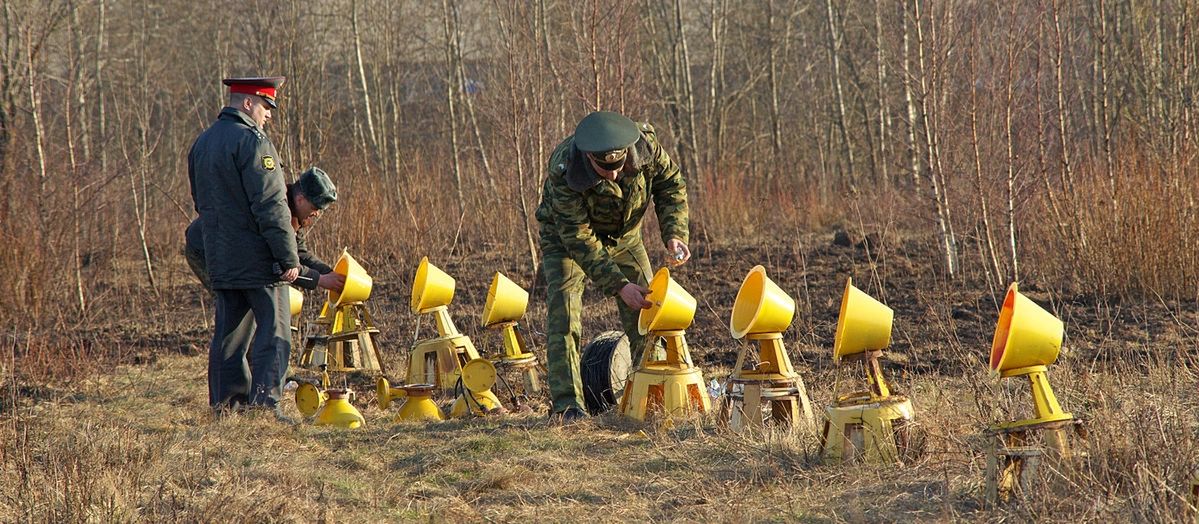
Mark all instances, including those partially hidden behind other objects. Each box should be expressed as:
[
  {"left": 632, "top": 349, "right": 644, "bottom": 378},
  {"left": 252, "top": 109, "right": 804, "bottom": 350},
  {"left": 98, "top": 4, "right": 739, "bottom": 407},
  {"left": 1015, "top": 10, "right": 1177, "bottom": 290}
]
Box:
[{"left": 209, "top": 286, "right": 291, "bottom": 409}]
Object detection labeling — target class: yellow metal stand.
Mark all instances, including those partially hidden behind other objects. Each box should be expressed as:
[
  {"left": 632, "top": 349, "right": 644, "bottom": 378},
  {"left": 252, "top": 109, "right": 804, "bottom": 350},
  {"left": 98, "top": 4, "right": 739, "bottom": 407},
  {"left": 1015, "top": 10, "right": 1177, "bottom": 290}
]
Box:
[
  {"left": 982, "top": 283, "right": 1085, "bottom": 505},
  {"left": 822, "top": 392, "right": 913, "bottom": 463},
  {"left": 992, "top": 365, "right": 1074, "bottom": 430},
  {"left": 299, "top": 301, "right": 386, "bottom": 373},
  {"left": 406, "top": 306, "right": 487, "bottom": 392},
  {"left": 983, "top": 418, "right": 1085, "bottom": 505},
  {"left": 720, "top": 333, "right": 814, "bottom": 431},
  {"left": 298, "top": 302, "right": 331, "bottom": 368},
  {"left": 619, "top": 331, "right": 711, "bottom": 421},
  {"left": 820, "top": 351, "right": 914, "bottom": 463},
  {"left": 490, "top": 321, "right": 542, "bottom": 397}
]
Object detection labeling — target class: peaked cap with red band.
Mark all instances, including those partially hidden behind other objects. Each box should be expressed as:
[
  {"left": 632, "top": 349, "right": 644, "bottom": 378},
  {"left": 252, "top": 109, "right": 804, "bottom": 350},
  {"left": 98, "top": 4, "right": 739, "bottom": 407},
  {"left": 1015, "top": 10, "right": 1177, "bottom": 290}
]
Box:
[{"left": 222, "top": 76, "right": 286, "bottom": 108}]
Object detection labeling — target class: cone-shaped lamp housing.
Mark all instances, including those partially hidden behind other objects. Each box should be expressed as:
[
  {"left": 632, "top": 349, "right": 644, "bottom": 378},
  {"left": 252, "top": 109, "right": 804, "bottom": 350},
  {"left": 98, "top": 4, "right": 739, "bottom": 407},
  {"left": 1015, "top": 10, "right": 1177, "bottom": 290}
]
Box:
[
  {"left": 329, "top": 250, "right": 373, "bottom": 306},
  {"left": 411, "top": 257, "right": 456, "bottom": 313},
  {"left": 990, "top": 283, "right": 1064, "bottom": 373},
  {"left": 481, "top": 272, "right": 529, "bottom": 327},
  {"left": 638, "top": 267, "right": 697, "bottom": 335},
  {"left": 288, "top": 286, "right": 304, "bottom": 316},
  {"left": 729, "top": 265, "right": 795, "bottom": 339},
  {"left": 833, "top": 278, "right": 894, "bottom": 362}
]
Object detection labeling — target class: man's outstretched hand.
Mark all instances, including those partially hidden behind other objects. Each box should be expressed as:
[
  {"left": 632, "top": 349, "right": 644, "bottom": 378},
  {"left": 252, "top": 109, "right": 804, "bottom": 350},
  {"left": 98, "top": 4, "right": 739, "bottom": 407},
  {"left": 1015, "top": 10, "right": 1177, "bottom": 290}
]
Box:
[
  {"left": 666, "top": 238, "right": 691, "bottom": 266},
  {"left": 619, "top": 282, "right": 652, "bottom": 310},
  {"left": 318, "top": 272, "right": 347, "bottom": 292}
]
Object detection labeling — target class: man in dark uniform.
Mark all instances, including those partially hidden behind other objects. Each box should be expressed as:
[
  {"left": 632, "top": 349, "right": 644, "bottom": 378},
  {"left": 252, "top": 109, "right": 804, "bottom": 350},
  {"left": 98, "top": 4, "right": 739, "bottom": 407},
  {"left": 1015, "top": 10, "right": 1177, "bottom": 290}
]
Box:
[
  {"left": 185, "top": 166, "right": 345, "bottom": 294},
  {"left": 535, "top": 111, "right": 692, "bottom": 422},
  {"left": 188, "top": 76, "right": 300, "bottom": 413}
]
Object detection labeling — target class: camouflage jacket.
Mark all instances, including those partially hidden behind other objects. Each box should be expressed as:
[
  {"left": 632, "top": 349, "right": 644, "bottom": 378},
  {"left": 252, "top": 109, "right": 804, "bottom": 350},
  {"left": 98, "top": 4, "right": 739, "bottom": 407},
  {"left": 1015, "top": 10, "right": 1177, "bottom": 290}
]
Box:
[
  {"left": 188, "top": 107, "right": 298, "bottom": 289},
  {"left": 535, "top": 122, "right": 689, "bottom": 296}
]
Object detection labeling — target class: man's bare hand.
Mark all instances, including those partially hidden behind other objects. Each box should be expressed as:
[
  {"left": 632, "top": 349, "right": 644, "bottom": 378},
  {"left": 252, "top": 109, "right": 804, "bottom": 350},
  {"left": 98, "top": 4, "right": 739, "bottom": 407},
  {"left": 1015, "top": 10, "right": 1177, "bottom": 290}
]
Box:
[
  {"left": 280, "top": 267, "right": 300, "bottom": 282},
  {"left": 619, "top": 282, "right": 652, "bottom": 310},
  {"left": 666, "top": 238, "right": 691, "bottom": 266},
  {"left": 318, "top": 272, "right": 347, "bottom": 292}
]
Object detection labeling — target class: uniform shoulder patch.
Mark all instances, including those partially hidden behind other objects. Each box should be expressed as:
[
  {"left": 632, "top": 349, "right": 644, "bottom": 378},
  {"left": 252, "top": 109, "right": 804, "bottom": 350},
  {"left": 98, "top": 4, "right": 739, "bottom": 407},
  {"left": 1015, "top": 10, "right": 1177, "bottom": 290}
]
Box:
[{"left": 263, "top": 156, "right": 276, "bottom": 171}]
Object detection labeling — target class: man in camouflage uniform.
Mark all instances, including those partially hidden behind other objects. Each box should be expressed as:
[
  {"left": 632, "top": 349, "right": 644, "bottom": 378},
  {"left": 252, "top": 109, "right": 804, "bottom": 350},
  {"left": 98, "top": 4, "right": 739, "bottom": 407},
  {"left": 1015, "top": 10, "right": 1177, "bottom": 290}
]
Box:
[
  {"left": 185, "top": 166, "right": 345, "bottom": 294},
  {"left": 535, "top": 111, "right": 691, "bottom": 422},
  {"left": 188, "top": 76, "right": 301, "bottom": 413}
]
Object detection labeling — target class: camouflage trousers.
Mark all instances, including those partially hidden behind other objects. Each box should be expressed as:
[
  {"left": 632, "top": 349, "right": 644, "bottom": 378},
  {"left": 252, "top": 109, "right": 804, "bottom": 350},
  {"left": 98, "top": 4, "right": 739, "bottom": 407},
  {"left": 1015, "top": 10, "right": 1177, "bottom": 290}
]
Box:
[{"left": 541, "top": 236, "right": 652, "bottom": 414}]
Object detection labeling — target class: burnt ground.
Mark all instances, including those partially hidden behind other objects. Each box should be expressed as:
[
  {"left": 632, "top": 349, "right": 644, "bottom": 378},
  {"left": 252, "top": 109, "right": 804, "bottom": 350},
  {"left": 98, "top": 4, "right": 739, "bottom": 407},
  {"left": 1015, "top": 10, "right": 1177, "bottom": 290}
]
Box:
[
  {"left": 4, "top": 231, "right": 1199, "bottom": 521},
  {"left": 44, "top": 229, "right": 1199, "bottom": 394}
]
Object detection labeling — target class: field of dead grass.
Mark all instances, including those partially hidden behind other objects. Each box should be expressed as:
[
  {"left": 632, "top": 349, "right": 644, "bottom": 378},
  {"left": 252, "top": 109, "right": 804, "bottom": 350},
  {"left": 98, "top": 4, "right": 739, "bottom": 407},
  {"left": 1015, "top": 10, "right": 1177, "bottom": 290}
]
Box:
[{"left": 2, "top": 233, "right": 1198, "bottom": 522}]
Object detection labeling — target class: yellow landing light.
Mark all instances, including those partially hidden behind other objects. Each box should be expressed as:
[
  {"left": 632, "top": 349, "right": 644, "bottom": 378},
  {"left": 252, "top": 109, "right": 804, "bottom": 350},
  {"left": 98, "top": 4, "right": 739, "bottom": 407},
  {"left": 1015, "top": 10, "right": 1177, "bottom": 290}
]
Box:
[
  {"left": 481, "top": 272, "right": 529, "bottom": 328},
  {"left": 377, "top": 377, "right": 444, "bottom": 422},
  {"left": 298, "top": 250, "right": 385, "bottom": 373},
  {"left": 330, "top": 250, "right": 372, "bottom": 306},
  {"left": 412, "top": 256, "right": 456, "bottom": 315},
  {"left": 289, "top": 286, "right": 304, "bottom": 316},
  {"left": 989, "top": 283, "right": 1073, "bottom": 429},
  {"left": 720, "top": 265, "right": 814, "bottom": 431},
  {"left": 638, "top": 267, "right": 698, "bottom": 335},
  {"left": 449, "top": 358, "right": 503, "bottom": 418},
  {"left": 621, "top": 268, "right": 710, "bottom": 422},
  {"left": 481, "top": 272, "right": 541, "bottom": 397},
  {"left": 981, "top": 283, "right": 1084, "bottom": 504},
  {"left": 405, "top": 258, "right": 503, "bottom": 412},
  {"left": 296, "top": 383, "right": 365, "bottom": 429},
  {"left": 821, "top": 278, "right": 914, "bottom": 464}
]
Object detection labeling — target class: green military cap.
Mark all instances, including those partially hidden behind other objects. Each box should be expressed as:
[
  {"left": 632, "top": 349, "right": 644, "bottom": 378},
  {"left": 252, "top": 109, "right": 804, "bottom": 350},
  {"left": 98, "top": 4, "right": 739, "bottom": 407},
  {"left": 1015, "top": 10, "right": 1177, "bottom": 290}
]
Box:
[
  {"left": 574, "top": 111, "right": 641, "bottom": 156},
  {"left": 298, "top": 166, "right": 337, "bottom": 209}
]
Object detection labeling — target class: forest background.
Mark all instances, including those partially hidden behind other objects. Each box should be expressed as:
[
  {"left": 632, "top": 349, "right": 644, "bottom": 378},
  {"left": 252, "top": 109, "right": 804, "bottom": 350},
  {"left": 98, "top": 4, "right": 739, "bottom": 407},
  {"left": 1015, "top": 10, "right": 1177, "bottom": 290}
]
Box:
[{"left": 1, "top": 0, "right": 1197, "bottom": 376}]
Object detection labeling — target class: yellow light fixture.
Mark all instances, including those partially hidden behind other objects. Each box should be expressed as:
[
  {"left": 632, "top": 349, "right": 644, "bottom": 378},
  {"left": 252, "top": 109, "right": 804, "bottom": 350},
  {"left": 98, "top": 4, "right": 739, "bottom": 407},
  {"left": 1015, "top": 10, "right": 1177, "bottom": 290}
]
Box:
[
  {"left": 989, "top": 283, "right": 1072, "bottom": 429},
  {"left": 820, "top": 277, "right": 914, "bottom": 464},
  {"left": 621, "top": 268, "right": 710, "bottom": 421},
  {"left": 481, "top": 272, "right": 541, "bottom": 398},
  {"left": 720, "top": 265, "right": 814, "bottom": 431},
  {"left": 296, "top": 381, "right": 365, "bottom": 429}
]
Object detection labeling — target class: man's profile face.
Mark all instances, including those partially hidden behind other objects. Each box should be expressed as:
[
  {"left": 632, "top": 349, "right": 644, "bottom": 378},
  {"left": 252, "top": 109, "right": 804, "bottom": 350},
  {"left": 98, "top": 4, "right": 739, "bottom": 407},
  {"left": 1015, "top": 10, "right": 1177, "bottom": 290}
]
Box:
[
  {"left": 245, "top": 96, "right": 272, "bottom": 128},
  {"left": 293, "top": 194, "right": 321, "bottom": 227}
]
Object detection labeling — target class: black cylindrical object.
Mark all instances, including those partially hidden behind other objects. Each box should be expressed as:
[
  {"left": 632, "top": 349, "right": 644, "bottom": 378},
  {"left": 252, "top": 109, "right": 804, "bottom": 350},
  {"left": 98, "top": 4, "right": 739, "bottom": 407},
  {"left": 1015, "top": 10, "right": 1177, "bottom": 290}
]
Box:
[{"left": 580, "top": 330, "right": 632, "bottom": 414}]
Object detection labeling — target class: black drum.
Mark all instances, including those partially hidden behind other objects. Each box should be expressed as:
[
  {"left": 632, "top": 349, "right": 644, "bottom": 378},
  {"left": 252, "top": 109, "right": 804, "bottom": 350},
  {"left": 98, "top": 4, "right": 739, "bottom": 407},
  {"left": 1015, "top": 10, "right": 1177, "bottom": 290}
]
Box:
[{"left": 580, "top": 330, "right": 632, "bottom": 414}]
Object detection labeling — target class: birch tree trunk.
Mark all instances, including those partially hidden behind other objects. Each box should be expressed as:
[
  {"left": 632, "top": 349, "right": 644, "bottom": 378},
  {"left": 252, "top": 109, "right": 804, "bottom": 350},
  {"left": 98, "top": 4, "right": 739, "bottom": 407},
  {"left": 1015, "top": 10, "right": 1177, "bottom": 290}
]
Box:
[
  {"left": 825, "top": 0, "right": 855, "bottom": 185},
  {"left": 901, "top": 1, "right": 923, "bottom": 196},
  {"left": 912, "top": 1, "right": 956, "bottom": 276},
  {"left": 351, "top": 0, "right": 379, "bottom": 153},
  {"left": 441, "top": 0, "right": 466, "bottom": 217}
]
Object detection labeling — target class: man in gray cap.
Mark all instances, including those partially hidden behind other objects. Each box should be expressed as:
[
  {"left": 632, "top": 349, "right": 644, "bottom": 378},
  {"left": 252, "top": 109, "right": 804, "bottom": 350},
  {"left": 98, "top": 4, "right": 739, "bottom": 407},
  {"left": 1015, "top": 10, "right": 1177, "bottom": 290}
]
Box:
[
  {"left": 185, "top": 166, "right": 345, "bottom": 294},
  {"left": 188, "top": 76, "right": 303, "bottom": 415},
  {"left": 535, "top": 111, "right": 692, "bottom": 423}
]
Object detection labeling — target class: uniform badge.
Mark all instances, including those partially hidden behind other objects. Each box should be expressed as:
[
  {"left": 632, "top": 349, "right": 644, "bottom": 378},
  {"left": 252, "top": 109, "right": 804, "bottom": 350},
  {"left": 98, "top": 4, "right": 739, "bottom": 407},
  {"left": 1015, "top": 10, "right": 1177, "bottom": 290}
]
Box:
[{"left": 263, "top": 156, "right": 276, "bottom": 170}]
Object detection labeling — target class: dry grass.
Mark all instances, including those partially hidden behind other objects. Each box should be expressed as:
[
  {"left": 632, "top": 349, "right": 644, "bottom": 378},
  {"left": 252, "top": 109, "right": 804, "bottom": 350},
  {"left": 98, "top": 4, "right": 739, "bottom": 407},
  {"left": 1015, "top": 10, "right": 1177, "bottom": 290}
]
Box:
[
  {"left": 2, "top": 339, "right": 1196, "bottom": 522},
  {"left": 2, "top": 200, "right": 1197, "bottom": 521}
]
